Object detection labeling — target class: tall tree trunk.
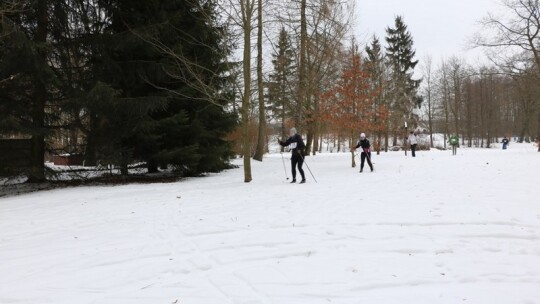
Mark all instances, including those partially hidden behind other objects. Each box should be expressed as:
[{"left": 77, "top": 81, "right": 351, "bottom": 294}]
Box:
[
  {"left": 444, "top": 98, "right": 450, "bottom": 150},
  {"left": 281, "top": 105, "right": 286, "bottom": 152},
  {"left": 306, "top": 131, "right": 313, "bottom": 155},
  {"left": 28, "top": 0, "right": 48, "bottom": 183},
  {"left": 241, "top": 0, "right": 253, "bottom": 182},
  {"left": 312, "top": 123, "right": 319, "bottom": 156},
  {"left": 404, "top": 124, "right": 408, "bottom": 156},
  {"left": 311, "top": 87, "right": 321, "bottom": 156},
  {"left": 297, "top": 0, "right": 307, "bottom": 129},
  {"left": 427, "top": 84, "right": 433, "bottom": 148},
  {"left": 253, "top": 0, "right": 265, "bottom": 161},
  {"left": 537, "top": 110, "right": 540, "bottom": 152},
  {"left": 384, "top": 123, "right": 389, "bottom": 152},
  {"left": 120, "top": 151, "right": 129, "bottom": 176}
]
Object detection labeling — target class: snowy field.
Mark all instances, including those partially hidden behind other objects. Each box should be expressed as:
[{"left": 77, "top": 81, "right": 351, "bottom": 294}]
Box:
[{"left": 1, "top": 143, "right": 539, "bottom": 304}]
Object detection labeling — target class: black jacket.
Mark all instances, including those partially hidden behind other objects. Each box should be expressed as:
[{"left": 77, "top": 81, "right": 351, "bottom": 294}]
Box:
[
  {"left": 280, "top": 134, "right": 305, "bottom": 155},
  {"left": 354, "top": 139, "right": 371, "bottom": 152}
]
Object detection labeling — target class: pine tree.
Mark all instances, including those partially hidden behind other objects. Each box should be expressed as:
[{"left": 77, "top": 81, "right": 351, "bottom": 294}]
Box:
[
  {"left": 83, "top": 0, "right": 236, "bottom": 176},
  {"left": 268, "top": 28, "right": 296, "bottom": 143},
  {"left": 365, "top": 36, "right": 388, "bottom": 152},
  {"left": 151, "top": 0, "right": 237, "bottom": 175},
  {"left": 385, "top": 16, "right": 421, "bottom": 133},
  {"left": 0, "top": 0, "right": 57, "bottom": 182}
]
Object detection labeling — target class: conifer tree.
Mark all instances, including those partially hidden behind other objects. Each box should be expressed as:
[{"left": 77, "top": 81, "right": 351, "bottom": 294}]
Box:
[
  {"left": 87, "top": 0, "right": 236, "bottom": 176},
  {"left": 385, "top": 16, "right": 421, "bottom": 135},
  {"left": 365, "top": 36, "right": 388, "bottom": 152},
  {"left": 268, "top": 28, "right": 296, "bottom": 143},
  {"left": 0, "top": 0, "right": 56, "bottom": 182}
]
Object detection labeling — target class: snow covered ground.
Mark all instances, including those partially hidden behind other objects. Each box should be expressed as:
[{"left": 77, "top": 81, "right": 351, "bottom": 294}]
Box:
[{"left": 1, "top": 143, "right": 539, "bottom": 304}]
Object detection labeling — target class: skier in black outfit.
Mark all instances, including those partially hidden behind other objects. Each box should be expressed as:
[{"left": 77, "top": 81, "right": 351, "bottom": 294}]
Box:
[
  {"left": 352, "top": 133, "right": 374, "bottom": 172},
  {"left": 502, "top": 136, "right": 509, "bottom": 150},
  {"left": 278, "top": 127, "right": 306, "bottom": 183}
]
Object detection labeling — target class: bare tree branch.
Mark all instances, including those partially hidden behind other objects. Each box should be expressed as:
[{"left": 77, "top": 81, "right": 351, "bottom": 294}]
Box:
[{"left": 475, "top": 0, "right": 540, "bottom": 76}]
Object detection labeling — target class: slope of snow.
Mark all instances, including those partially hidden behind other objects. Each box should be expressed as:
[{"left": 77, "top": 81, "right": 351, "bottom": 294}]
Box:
[{"left": 1, "top": 144, "right": 539, "bottom": 304}]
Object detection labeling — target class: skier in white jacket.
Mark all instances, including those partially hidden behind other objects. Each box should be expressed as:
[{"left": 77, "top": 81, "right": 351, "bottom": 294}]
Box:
[{"left": 408, "top": 131, "right": 418, "bottom": 157}]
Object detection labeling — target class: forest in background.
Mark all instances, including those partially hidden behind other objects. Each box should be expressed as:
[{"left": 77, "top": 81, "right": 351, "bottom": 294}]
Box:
[{"left": 1, "top": 0, "right": 539, "bottom": 183}]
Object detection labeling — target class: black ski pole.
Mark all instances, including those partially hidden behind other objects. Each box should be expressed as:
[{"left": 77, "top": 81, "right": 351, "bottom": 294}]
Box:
[
  {"left": 280, "top": 151, "right": 289, "bottom": 180},
  {"left": 300, "top": 153, "right": 317, "bottom": 183}
]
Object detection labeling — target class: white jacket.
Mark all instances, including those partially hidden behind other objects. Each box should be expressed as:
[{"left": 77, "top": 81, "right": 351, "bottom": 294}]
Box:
[{"left": 408, "top": 134, "right": 418, "bottom": 145}]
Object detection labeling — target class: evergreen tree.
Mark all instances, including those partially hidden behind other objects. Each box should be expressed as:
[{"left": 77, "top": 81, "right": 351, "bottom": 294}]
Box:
[
  {"left": 145, "top": 0, "right": 237, "bottom": 175},
  {"left": 0, "top": 0, "right": 57, "bottom": 182},
  {"left": 385, "top": 16, "right": 421, "bottom": 130},
  {"left": 268, "top": 28, "right": 296, "bottom": 142},
  {"left": 94, "top": 0, "right": 235, "bottom": 176},
  {"left": 365, "top": 35, "right": 389, "bottom": 152},
  {"left": 365, "top": 36, "right": 384, "bottom": 80}
]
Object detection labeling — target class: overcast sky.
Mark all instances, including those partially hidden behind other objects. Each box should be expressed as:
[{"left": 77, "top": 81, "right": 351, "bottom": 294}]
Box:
[{"left": 354, "top": 0, "right": 501, "bottom": 64}]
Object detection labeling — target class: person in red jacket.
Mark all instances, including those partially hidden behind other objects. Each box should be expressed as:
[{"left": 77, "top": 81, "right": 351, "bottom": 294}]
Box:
[{"left": 352, "top": 133, "right": 373, "bottom": 172}]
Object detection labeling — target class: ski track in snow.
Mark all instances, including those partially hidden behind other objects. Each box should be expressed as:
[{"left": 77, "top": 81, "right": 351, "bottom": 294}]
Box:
[{"left": 1, "top": 144, "right": 540, "bottom": 303}]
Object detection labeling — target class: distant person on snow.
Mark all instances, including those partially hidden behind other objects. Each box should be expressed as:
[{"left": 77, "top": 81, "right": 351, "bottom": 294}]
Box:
[
  {"left": 352, "top": 133, "right": 374, "bottom": 172},
  {"left": 502, "top": 136, "right": 509, "bottom": 150},
  {"left": 408, "top": 131, "right": 418, "bottom": 157},
  {"left": 278, "top": 128, "right": 306, "bottom": 184},
  {"left": 448, "top": 134, "right": 459, "bottom": 155}
]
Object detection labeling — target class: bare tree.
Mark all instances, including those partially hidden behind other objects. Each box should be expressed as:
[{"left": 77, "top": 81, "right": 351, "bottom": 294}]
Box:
[
  {"left": 510, "top": 71, "right": 539, "bottom": 141},
  {"left": 448, "top": 57, "right": 468, "bottom": 140},
  {"left": 274, "top": 0, "right": 352, "bottom": 152},
  {"left": 216, "top": 0, "right": 257, "bottom": 181},
  {"left": 239, "top": 0, "right": 256, "bottom": 181},
  {"left": 253, "top": 0, "right": 266, "bottom": 161},
  {"left": 304, "top": 0, "right": 352, "bottom": 155},
  {"left": 437, "top": 59, "right": 452, "bottom": 149},
  {"left": 420, "top": 54, "right": 435, "bottom": 148},
  {"left": 475, "top": 0, "right": 540, "bottom": 150}
]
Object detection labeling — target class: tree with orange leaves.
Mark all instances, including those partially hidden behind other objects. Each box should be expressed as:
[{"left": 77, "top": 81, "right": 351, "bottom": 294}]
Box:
[{"left": 321, "top": 44, "right": 388, "bottom": 167}]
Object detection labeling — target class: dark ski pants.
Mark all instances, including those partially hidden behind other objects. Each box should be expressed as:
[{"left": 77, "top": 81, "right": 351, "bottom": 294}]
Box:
[
  {"left": 411, "top": 144, "right": 417, "bottom": 157},
  {"left": 451, "top": 145, "right": 457, "bottom": 155},
  {"left": 291, "top": 154, "right": 305, "bottom": 180},
  {"left": 361, "top": 152, "right": 373, "bottom": 171}
]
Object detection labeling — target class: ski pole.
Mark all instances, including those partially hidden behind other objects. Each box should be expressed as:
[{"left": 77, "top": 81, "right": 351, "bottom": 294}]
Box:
[
  {"left": 300, "top": 153, "right": 317, "bottom": 183},
  {"left": 356, "top": 152, "right": 362, "bottom": 172},
  {"left": 353, "top": 149, "right": 366, "bottom": 172},
  {"left": 280, "top": 151, "right": 289, "bottom": 180}
]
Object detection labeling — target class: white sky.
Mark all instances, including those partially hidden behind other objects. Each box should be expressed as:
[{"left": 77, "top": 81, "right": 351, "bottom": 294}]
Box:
[{"left": 354, "top": 0, "right": 501, "bottom": 64}]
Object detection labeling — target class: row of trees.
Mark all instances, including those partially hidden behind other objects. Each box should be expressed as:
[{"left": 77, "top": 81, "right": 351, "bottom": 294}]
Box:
[
  {"left": 1, "top": 0, "right": 538, "bottom": 183},
  {"left": 259, "top": 11, "right": 421, "bottom": 166},
  {"left": 420, "top": 57, "right": 539, "bottom": 149},
  {"left": 419, "top": 0, "right": 540, "bottom": 150},
  {"left": 235, "top": 0, "right": 539, "bottom": 182}
]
